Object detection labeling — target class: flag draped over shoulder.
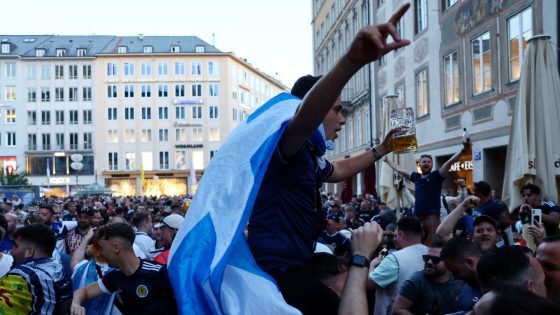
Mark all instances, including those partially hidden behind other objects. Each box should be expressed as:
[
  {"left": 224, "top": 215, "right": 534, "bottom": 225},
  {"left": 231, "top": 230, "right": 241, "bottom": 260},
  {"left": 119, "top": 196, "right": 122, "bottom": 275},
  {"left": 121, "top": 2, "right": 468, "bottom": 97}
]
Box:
[{"left": 168, "top": 93, "right": 302, "bottom": 315}]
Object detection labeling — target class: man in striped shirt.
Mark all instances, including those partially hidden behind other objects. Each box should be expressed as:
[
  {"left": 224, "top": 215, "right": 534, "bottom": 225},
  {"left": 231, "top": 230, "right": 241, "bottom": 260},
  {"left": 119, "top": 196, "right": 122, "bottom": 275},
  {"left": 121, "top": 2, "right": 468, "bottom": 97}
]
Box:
[{"left": 71, "top": 222, "right": 177, "bottom": 315}]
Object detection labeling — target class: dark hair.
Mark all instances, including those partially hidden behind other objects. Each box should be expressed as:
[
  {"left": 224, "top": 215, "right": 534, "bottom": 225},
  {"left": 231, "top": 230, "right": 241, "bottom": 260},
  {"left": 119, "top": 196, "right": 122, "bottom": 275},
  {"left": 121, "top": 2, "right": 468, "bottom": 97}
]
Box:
[
  {"left": 440, "top": 236, "right": 481, "bottom": 261},
  {"left": 291, "top": 75, "right": 322, "bottom": 99},
  {"left": 477, "top": 246, "right": 532, "bottom": 292},
  {"left": 305, "top": 253, "right": 348, "bottom": 281},
  {"left": 419, "top": 154, "right": 433, "bottom": 162},
  {"left": 474, "top": 181, "right": 492, "bottom": 197},
  {"left": 543, "top": 234, "right": 560, "bottom": 243},
  {"left": 521, "top": 183, "right": 540, "bottom": 195},
  {"left": 24, "top": 212, "right": 44, "bottom": 225},
  {"left": 488, "top": 290, "right": 560, "bottom": 315},
  {"left": 397, "top": 217, "right": 422, "bottom": 237},
  {"left": 0, "top": 214, "right": 7, "bottom": 232},
  {"left": 13, "top": 224, "right": 56, "bottom": 255},
  {"left": 429, "top": 239, "right": 447, "bottom": 249},
  {"left": 38, "top": 203, "right": 55, "bottom": 214},
  {"left": 96, "top": 222, "right": 135, "bottom": 246},
  {"left": 132, "top": 210, "right": 151, "bottom": 228}
]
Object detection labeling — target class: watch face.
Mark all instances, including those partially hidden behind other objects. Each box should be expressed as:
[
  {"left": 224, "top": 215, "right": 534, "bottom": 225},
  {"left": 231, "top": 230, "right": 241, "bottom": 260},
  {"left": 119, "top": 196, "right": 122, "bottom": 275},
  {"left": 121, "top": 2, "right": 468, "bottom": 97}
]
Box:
[{"left": 352, "top": 255, "right": 369, "bottom": 267}]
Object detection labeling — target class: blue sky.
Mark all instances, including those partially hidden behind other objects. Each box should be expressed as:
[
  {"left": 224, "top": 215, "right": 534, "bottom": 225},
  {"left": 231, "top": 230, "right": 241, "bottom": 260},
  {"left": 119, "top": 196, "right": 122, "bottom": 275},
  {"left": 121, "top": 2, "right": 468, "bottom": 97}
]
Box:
[{"left": 1, "top": 0, "right": 313, "bottom": 88}]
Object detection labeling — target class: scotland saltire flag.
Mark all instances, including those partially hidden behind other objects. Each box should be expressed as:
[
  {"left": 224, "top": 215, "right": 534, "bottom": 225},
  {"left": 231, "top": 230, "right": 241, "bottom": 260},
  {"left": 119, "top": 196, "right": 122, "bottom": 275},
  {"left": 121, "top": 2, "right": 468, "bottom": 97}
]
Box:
[{"left": 169, "top": 93, "right": 302, "bottom": 314}]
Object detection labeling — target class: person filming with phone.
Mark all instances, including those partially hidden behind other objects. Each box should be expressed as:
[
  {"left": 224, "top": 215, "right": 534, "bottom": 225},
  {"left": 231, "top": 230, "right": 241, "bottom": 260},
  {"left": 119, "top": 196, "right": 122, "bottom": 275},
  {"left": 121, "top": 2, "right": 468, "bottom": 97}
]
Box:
[{"left": 519, "top": 183, "right": 560, "bottom": 237}]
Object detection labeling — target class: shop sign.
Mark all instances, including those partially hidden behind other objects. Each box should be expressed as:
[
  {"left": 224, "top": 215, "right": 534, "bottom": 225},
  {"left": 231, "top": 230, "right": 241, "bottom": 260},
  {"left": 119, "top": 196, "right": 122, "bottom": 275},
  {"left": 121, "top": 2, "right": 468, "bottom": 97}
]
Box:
[{"left": 449, "top": 161, "right": 473, "bottom": 172}]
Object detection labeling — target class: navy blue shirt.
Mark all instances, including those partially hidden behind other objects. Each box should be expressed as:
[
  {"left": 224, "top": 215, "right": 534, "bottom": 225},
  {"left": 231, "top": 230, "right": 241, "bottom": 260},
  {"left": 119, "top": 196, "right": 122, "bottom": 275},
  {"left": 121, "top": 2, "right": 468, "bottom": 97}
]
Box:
[
  {"left": 317, "top": 232, "right": 351, "bottom": 257},
  {"left": 248, "top": 143, "right": 333, "bottom": 273},
  {"left": 457, "top": 284, "right": 482, "bottom": 312},
  {"left": 541, "top": 201, "right": 560, "bottom": 235},
  {"left": 472, "top": 200, "right": 504, "bottom": 221},
  {"left": 410, "top": 171, "right": 445, "bottom": 216},
  {"left": 99, "top": 259, "right": 177, "bottom": 315}
]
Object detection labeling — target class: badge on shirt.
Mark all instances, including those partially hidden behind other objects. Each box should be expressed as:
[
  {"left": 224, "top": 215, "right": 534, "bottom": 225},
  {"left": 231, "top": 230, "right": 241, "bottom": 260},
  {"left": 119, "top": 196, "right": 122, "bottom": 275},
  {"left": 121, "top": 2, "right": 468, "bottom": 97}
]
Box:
[{"left": 136, "top": 284, "right": 149, "bottom": 298}]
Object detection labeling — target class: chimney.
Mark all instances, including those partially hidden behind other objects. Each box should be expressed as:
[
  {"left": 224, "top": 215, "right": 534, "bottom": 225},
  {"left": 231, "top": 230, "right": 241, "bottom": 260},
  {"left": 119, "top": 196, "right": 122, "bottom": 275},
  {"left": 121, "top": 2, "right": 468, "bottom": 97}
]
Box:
[{"left": 138, "top": 34, "right": 144, "bottom": 41}]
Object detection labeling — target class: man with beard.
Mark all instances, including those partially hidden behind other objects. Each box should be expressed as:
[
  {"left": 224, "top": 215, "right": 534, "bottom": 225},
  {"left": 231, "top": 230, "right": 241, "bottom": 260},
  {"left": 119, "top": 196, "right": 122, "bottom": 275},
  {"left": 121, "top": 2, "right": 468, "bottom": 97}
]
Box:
[
  {"left": 392, "top": 240, "right": 464, "bottom": 315},
  {"left": 384, "top": 145, "right": 470, "bottom": 244},
  {"left": 65, "top": 206, "right": 94, "bottom": 255},
  {"left": 441, "top": 237, "right": 483, "bottom": 312},
  {"left": 536, "top": 235, "right": 560, "bottom": 300}
]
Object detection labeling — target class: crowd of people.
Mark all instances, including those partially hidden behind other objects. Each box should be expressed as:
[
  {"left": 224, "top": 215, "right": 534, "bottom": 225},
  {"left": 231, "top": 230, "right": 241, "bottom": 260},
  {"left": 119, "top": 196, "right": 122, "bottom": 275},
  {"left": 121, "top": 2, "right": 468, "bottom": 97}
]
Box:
[{"left": 0, "top": 2, "right": 559, "bottom": 315}]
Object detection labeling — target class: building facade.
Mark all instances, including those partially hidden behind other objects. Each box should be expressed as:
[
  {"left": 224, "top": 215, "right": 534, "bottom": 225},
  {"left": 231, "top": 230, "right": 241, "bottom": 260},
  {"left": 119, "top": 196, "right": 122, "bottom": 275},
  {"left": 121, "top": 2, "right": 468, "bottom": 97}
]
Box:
[{"left": 0, "top": 35, "right": 285, "bottom": 196}]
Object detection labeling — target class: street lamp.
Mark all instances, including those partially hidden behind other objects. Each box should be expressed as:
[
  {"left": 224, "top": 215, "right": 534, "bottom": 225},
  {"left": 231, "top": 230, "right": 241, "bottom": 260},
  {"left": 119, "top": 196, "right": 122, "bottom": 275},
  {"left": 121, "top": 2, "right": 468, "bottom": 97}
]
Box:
[{"left": 70, "top": 154, "right": 84, "bottom": 194}]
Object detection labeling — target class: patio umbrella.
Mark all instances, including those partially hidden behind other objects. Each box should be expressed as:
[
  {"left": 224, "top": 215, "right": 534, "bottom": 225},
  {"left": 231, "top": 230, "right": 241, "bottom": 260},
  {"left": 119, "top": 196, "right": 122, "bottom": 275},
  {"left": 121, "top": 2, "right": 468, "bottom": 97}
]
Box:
[
  {"left": 379, "top": 95, "right": 417, "bottom": 211},
  {"left": 502, "top": 35, "right": 560, "bottom": 210}
]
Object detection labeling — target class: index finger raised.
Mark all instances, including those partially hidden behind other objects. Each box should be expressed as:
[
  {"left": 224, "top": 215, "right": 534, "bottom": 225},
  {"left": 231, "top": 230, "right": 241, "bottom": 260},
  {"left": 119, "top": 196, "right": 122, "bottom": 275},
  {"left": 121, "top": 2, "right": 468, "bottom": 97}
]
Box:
[{"left": 388, "top": 3, "right": 411, "bottom": 27}]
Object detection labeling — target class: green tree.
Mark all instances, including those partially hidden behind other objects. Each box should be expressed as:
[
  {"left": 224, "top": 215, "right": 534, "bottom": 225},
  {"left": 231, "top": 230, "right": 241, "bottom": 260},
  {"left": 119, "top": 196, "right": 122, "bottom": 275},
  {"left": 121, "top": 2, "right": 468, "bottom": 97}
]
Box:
[{"left": 0, "top": 167, "right": 29, "bottom": 186}]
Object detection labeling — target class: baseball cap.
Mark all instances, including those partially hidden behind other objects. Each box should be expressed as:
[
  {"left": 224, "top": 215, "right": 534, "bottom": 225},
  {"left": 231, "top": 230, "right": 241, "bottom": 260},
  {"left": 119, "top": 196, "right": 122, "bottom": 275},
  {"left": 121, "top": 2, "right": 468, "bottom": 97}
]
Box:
[
  {"left": 473, "top": 215, "right": 498, "bottom": 228},
  {"left": 154, "top": 214, "right": 184, "bottom": 229}
]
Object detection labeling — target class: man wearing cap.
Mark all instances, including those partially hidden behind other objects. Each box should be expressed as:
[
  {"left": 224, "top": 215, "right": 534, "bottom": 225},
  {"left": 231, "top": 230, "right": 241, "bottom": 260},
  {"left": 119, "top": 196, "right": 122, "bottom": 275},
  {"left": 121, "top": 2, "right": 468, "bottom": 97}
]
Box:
[
  {"left": 472, "top": 181, "right": 512, "bottom": 245},
  {"left": 65, "top": 206, "right": 94, "bottom": 255},
  {"left": 317, "top": 214, "right": 351, "bottom": 257},
  {"left": 154, "top": 214, "right": 184, "bottom": 264}
]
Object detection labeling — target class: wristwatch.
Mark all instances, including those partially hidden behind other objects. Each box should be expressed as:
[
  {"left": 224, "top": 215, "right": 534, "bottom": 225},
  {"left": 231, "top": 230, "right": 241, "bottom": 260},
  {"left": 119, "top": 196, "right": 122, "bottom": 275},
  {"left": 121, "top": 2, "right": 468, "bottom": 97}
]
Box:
[{"left": 351, "top": 254, "right": 371, "bottom": 268}]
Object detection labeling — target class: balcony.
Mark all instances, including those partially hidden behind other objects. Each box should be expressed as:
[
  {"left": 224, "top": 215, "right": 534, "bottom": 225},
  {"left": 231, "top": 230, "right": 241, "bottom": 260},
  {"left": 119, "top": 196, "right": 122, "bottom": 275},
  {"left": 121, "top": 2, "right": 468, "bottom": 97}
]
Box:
[{"left": 24, "top": 144, "right": 94, "bottom": 154}]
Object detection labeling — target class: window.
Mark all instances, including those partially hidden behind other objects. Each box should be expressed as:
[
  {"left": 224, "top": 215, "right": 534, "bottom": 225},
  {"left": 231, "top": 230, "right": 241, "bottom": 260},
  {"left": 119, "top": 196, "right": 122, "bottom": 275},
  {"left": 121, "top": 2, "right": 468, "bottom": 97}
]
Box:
[
  {"left": 232, "top": 108, "right": 238, "bottom": 121},
  {"left": 208, "top": 61, "right": 219, "bottom": 75},
  {"left": 27, "top": 88, "right": 37, "bottom": 102},
  {"left": 83, "top": 110, "right": 92, "bottom": 124},
  {"left": 142, "top": 107, "right": 152, "bottom": 120},
  {"left": 159, "top": 151, "right": 169, "bottom": 169},
  {"left": 443, "top": 51, "right": 460, "bottom": 106},
  {"left": 174, "top": 62, "right": 185, "bottom": 75},
  {"left": 5, "top": 63, "right": 15, "bottom": 77},
  {"left": 192, "top": 106, "right": 202, "bottom": 119},
  {"left": 41, "top": 134, "right": 50, "bottom": 150},
  {"left": 171, "top": 45, "right": 180, "bottom": 53},
  {"left": 27, "top": 64, "right": 36, "bottom": 79},
  {"left": 209, "top": 128, "right": 220, "bottom": 142},
  {"left": 415, "top": 0, "right": 427, "bottom": 34},
  {"left": 83, "top": 133, "right": 92, "bottom": 150},
  {"left": 69, "top": 133, "right": 78, "bottom": 150},
  {"left": 5, "top": 110, "right": 15, "bottom": 124},
  {"left": 157, "top": 62, "right": 168, "bottom": 76},
  {"left": 107, "top": 63, "right": 118, "bottom": 76},
  {"left": 175, "top": 84, "right": 185, "bottom": 97},
  {"left": 443, "top": 0, "right": 458, "bottom": 11},
  {"left": 507, "top": 7, "right": 533, "bottom": 82},
  {"left": 69, "top": 87, "right": 78, "bottom": 101},
  {"left": 175, "top": 106, "right": 186, "bottom": 119},
  {"left": 124, "top": 129, "right": 135, "bottom": 143},
  {"left": 124, "top": 85, "right": 135, "bottom": 98},
  {"left": 56, "top": 48, "right": 66, "bottom": 57},
  {"left": 55, "top": 87, "right": 65, "bottom": 102},
  {"left": 107, "top": 130, "right": 118, "bottom": 143},
  {"left": 209, "top": 106, "right": 219, "bottom": 119},
  {"left": 83, "top": 87, "right": 92, "bottom": 101},
  {"left": 107, "top": 85, "right": 117, "bottom": 98},
  {"left": 395, "top": 82, "right": 405, "bottom": 105},
  {"left": 107, "top": 107, "right": 117, "bottom": 120},
  {"left": 124, "top": 63, "right": 135, "bottom": 76},
  {"left": 125, "top": 107, "right": 135, "bottom": 120},
  {"left": 416, "top": 69, "right": 429, "bottom": 117},
  {"left": 77, "top": 48, "right": 87, "bottom": 57},
  {"left": 355, "top": 112, "right": 362, "bottom": 145},
  {"left": 5, "top": 87, "right": 16, "bottom": 101},
  {"left": 191, "top": 84, "right": 202, "bottom": 97},
  {"left": 41, "top": 110, "right": 51, "bottom": 125},
  {"left": 83, "top": 65, "right": 91, "bottom": 79},
  {"left": 209, "top": 84, "right": 219, "bottom": 97},
  {"left": 143, "top": 46, "right": 153, "bottom": 53},
  {"left": 472, "top": 32, "right": 492, "bottom": 95},
  {"left": 27, "top": 134, "right": 37, "bottom": 150},
  {"left": 195, "top": 45, "right": 205, "bottom": 53},
  {"left": 55, "top": 110, "right": 64, "bottom": 124},
  {"left": 141, "top": 129, "right": 152, "bottom": 142},
  {"left": 56, "top": 133, "right": 65, "bottom": 150},
  {"left": 28, "top": 111, "right": 37, "bottom": 125},
  {"left": 69, "top": 110, "right": 78, "bottom": 125},
  {"left": 191, "top": 62, "right": 202, "bottom": 75},
  {"left": 117, "top": 46, "right": 127, "bottom": 54},
  {"left": 7, "top": 132, "right": 16, "bottom": 147},
  {"left": 108, "top": 152, "right": 118, "bottom": 171},
  {"left": 158, "top": 84, "right": 168, "bottom": 97},
  {"left": 69, "top": 65, "right": 78, "bottom": 79},
  {"left": 41, "top": 88, "right": 51, "bottom": 102},
  {"left": 55, "top": 65, "right": 64, "bottom": 79},
  {"left": 175, "top": 129, "right": 187, "bottom": 141},
  {"left": 158, "top": 129, "right": 169, "bottom": 141},
  {"left": 36, "top": 49, "right": 45, "bottom": 57},
  {"left": 1, "top": 43, "right": 10, "bottom": 54},
  {"left": 158, "top": 107, "right": 168, "bottom": 119},
  {"left": 141, "top": 85, "right": 152, "bottom": 97},
  {"left": 41, "top": 65, "right": 50, "bottom": 79},
  {"left": 192, "top": 128, "right": 203, "bottom": 142},
  {"left": 125, "top": 152, "right": 136, "bottom": 170},
  {"left": 141, "top": 63, "right": 152, "bottom": 76}
]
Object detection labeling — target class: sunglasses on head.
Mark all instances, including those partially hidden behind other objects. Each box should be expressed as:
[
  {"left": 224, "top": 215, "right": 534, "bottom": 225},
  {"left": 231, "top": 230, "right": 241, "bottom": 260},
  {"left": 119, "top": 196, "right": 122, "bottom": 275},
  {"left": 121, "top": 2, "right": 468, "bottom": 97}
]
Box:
[{"left": 422, "top": 254, "right": 441, "bottom": 264}]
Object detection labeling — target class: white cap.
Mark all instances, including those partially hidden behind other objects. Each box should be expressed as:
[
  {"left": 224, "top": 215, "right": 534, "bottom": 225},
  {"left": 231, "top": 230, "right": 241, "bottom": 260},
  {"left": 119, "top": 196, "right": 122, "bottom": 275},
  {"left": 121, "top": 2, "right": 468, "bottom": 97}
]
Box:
[{"left": 155, "top": 214, "right": 184, "bottom": 229}]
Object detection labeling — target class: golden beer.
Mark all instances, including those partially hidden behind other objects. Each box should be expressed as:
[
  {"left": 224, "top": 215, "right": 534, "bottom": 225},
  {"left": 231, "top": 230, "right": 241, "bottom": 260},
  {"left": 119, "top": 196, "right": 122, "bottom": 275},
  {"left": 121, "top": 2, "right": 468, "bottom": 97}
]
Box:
[{"left": 392, "top": 133, "right": 418, "bottom": 153}]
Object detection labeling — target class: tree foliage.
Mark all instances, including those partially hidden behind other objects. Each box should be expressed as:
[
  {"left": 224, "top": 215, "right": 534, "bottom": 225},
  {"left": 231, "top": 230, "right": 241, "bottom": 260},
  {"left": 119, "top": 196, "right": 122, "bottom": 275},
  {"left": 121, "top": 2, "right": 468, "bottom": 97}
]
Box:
[{"left": 0, "top": 167, "right": 29, "bottom": 186}]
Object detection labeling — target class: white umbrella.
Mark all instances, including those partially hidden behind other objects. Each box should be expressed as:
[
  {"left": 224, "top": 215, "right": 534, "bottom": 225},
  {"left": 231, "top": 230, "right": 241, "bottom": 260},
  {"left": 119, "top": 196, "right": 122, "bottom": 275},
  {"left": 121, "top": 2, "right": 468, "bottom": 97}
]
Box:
[
  {"left": 379, "top": 95, "right": 417, "bottom": 211},
  {"left": 502, "top": 35, "right": 560, "bottom": 210}
]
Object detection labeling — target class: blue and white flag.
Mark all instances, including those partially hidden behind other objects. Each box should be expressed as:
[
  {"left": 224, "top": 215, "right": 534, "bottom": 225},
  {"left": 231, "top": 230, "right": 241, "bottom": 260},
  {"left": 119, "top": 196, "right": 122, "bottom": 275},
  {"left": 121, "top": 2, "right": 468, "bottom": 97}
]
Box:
[{"left": 169, "top": 93, "right": 302, "bottom": 315}]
